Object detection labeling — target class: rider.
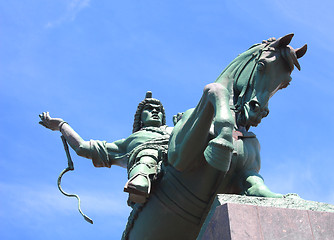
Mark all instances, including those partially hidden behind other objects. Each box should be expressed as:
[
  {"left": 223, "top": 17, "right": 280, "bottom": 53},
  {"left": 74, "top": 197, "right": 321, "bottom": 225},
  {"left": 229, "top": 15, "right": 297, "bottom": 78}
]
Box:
[{"left": 39, "top": 92, "right": 173, "bottom": 204}]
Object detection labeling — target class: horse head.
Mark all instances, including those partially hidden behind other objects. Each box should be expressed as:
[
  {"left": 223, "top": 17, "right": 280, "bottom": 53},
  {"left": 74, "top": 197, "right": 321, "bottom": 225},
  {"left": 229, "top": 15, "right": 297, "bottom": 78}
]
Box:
[{"left": 216, "top": 33, "right": 307, "bottom": 130}]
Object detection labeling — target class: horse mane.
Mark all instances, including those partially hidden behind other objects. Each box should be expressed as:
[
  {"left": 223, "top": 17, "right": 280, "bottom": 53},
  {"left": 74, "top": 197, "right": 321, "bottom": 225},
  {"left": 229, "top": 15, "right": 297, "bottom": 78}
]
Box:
[
  {"left": 214, "top": 36, "right": 305, "bottom": 110},
  {"left": 214, "top": 43, "right": 265, "bottom": 108},
  {"left": 215, "top": 43, "right": 266, "bottom": 85}
]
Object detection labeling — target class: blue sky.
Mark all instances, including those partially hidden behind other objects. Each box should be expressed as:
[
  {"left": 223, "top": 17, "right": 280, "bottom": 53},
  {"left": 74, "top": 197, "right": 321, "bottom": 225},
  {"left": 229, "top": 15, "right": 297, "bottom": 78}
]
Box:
[{"left": 1, "top": 1, "right": 334, "bottom": 239}]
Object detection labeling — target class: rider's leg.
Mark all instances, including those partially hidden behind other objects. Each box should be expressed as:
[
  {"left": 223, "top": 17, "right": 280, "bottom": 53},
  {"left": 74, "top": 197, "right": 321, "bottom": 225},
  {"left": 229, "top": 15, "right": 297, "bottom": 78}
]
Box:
[
  {"left": 124, "top": 151, "right": 159, "bottom": 203},
  {"left": 168, "top": 83, "right": 234, "bottom": 172}
]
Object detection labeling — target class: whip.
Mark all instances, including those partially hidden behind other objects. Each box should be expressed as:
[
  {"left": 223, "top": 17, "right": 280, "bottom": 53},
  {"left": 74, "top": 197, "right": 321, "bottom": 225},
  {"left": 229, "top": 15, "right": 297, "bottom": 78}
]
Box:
[{"left": 58, "top": 135, "right": 93, "bottom": 224}]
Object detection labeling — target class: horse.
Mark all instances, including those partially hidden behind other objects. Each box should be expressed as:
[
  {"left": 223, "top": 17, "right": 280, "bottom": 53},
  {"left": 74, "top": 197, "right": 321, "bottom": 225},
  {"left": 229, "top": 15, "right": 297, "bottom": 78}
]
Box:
[{"left": 122, "top": 34, "right": 307, "bottom": 240}]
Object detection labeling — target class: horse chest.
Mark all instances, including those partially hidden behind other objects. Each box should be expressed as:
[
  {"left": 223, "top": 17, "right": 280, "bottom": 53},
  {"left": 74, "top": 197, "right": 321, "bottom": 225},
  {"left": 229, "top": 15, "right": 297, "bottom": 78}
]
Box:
[{"left": 232, "top": 137, "right": 260, "bottom": 171}]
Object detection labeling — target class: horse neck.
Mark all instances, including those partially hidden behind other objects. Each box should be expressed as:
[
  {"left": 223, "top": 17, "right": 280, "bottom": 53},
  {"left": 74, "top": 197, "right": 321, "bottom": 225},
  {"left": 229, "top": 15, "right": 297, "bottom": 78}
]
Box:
[
  {"left": 215, "top": 45, "right": 262, "bottom": 87},
  {"left": 214, "top": 45, "right": 264, "bottom": 129}
]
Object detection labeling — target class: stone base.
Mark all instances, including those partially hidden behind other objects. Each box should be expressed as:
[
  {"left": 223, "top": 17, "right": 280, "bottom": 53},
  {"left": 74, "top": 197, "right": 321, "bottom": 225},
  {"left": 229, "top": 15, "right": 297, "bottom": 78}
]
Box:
[{"left": 198, "top": 194, "right": 334, "bottom": 240}]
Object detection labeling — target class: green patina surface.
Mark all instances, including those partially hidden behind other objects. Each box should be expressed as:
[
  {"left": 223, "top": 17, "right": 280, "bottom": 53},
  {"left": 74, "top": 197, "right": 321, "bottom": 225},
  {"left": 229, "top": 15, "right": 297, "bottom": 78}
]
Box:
[{"left": 40, "top": 34, "right": 312, "bottom": 240}]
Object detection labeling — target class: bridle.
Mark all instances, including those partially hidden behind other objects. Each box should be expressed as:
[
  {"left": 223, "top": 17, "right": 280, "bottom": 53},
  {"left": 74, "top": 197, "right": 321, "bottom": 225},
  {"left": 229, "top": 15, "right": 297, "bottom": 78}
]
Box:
[{"left": 232, "top": 44, "right": 276, "bottom": 113}]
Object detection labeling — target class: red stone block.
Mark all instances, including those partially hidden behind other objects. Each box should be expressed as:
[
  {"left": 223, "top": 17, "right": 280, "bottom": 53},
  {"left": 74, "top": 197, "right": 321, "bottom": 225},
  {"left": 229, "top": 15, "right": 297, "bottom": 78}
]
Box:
[
  {"left": 257, "top": 206, "right": 313, "bottom": 240},
  {"left": 308, "top": 210, "right": 334, "bottom": 240},
  {"left": 199, "top": 203, "right": 334, "bottom": 240}
]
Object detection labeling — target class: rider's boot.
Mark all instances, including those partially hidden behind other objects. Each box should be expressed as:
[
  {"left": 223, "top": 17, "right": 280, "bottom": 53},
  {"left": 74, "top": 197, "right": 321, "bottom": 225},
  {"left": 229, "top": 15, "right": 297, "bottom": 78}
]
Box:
[{"left": 124, "top": 156, "right": 158, "bottom": 204}]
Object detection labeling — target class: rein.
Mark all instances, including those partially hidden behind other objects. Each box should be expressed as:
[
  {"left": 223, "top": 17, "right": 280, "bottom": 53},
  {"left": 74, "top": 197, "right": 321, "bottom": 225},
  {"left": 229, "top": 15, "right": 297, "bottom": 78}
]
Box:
[{"left": 232, "top": 45, "right": 268, "bottom": 112}]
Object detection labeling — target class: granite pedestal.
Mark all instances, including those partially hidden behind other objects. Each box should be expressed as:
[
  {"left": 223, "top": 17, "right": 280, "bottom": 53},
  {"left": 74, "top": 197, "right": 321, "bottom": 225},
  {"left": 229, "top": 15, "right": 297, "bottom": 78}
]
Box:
[{"left": 198, "top": 194, "right": 334, "bottom": 240}]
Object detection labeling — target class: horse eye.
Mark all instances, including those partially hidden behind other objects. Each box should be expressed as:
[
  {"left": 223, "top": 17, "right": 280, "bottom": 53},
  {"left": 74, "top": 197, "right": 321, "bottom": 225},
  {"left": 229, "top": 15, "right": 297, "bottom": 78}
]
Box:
[
  {"left": 257, "top": 61, "right": 266, "bottom": 72},
  {"left": 249, "top": 101, "right": 260, "bottom": 112}
]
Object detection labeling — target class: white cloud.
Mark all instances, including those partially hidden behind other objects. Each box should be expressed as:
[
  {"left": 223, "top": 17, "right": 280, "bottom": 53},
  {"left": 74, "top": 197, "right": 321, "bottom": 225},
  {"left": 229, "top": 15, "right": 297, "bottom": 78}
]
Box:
[
  {"left": 45, "top": 0, "right": 91, "bottom": 28},
  {"left": 271, "top": 0, "right": 334, "bottom": 53},
  {"left": 0, "top": 181, "right": 130, "bottom": 239},
  {"left": 0, "top": 181, "right": 130, "bottom": 223},
  {"left": 260, "top": 150, "right": 334, "bottom": 205}
]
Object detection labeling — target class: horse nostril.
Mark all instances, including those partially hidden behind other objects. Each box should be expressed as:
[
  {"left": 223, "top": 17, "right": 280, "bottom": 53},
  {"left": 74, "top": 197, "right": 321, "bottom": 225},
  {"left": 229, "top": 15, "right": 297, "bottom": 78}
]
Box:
[{"left": 262, "top": 108, "right": 269, "bottom": 117}]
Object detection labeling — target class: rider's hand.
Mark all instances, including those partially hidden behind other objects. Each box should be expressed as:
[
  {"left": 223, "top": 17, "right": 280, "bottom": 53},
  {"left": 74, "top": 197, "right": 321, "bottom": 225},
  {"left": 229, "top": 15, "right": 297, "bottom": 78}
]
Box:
[{"left": 39, "top": 112, "right": 64, "bottom": 131}]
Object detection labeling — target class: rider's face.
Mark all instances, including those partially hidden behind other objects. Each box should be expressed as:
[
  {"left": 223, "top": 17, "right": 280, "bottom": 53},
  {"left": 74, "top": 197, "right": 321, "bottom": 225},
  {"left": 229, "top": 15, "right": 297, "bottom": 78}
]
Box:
[{"left": 141, "top": 103, "right": 163, "bottom": 127}]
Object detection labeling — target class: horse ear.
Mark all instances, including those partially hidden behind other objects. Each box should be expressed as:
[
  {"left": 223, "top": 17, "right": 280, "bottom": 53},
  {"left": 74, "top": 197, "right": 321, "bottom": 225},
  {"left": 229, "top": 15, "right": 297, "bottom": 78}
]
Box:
[
  {"left": 270, "top": 33, "right": 294, "bottom": 48},
  {"left": 277, "top": 33, "right": 294, "bottom": 47},
  {"left": 295, "top": 44, "right": 307, "bottom": 58}
]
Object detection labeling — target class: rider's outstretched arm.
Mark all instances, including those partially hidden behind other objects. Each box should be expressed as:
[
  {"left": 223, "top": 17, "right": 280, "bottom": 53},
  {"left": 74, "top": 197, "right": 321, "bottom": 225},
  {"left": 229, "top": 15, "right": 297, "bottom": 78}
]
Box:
[
  {"left": 39, "top": 112, "right": 128, "bottom": 168},
  {"left": 39, "top": 112, "right": 91, "bottom": 157},
  {"left": 60, "top": 122, "right": 91, "bottom": 157}
]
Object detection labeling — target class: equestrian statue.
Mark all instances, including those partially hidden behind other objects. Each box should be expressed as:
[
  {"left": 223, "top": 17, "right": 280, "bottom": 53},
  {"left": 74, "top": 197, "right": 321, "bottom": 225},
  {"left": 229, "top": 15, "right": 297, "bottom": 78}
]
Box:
[{"left": 39, "top": 33, "right": 307, "bottom": 239}]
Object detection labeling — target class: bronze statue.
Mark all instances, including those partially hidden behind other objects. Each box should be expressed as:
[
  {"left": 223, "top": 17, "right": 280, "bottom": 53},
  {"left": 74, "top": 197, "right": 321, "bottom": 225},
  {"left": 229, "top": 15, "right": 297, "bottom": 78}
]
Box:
[
  {"left": 39, "top": 91, "right": 172, "bottom": 205},
  {"left": 40, "top": 34, "right": 307, "bottom": 239}
]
